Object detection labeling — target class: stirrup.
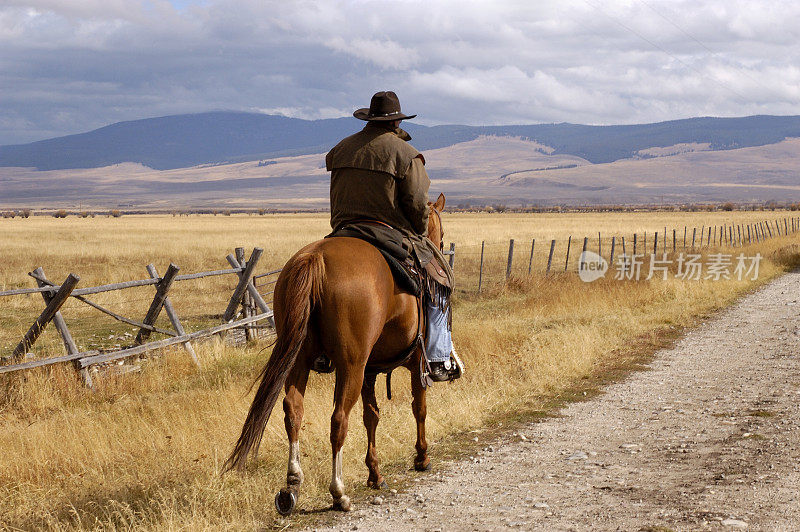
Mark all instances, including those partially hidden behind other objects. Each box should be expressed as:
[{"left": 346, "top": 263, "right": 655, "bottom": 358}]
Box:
[
  {"left": 448, "top": 347, "right": 464, "bottom": 380},
  {"left": 311, "top": 354, "right": 334, "bottom": 374}
]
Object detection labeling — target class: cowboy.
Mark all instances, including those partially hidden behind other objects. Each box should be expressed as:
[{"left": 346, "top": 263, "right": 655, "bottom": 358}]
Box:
[{"left": 323, "top": 91, "right": 462, "bottom": 382}]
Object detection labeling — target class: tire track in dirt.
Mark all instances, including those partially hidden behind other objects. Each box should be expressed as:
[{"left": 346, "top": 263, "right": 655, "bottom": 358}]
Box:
[{"left": 312, "top": 271, "right": 800, "bottom": 531}]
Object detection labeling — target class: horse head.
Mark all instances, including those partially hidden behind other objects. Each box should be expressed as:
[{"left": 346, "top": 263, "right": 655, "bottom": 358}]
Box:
[{"left": 427, "top": 193, "right": 446, "bottom": 251}]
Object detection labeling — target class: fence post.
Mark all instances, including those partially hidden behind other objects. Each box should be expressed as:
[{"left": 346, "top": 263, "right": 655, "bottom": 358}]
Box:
[
  {"left": 691, "top": 227, "right": 696, "bottom": 249},
  {"left": 135, "top": 263, "right": 179, "bottom": 345},
  {"left": 621, "top": 236, "right": 627, "bottom": 256},
  {"left": 633, "top": 233, "right": 637, "bottom": 255},
  {"left": 31, "top": 268, "right": 92, "bottom": 388},
  {"left": 580, "top": 236, "right": 588, "bottom": 272},
  {"left": 223, "top": 248, "right": 264, "bottom": 326},
  {"left": 528, "top": 239, "right": 535, "bottom": 275},
  {"left": 707, "top": 225, "right": 711, "bottom": 246},
  {"left": 700, "top": 226, "right": 704, "bottom": 247},
  {"left": 653, "top": 231, "right": 658, "bottom": 254},
  {"left": 11, "top": 273, "right": 80, "bottom": 363},
  {"left": 673, "top": 229, "right": 676, "bottom": 252},
  {"left": 448, "top": 242, "right": 455, "bottom": 270},
  {"left": 564, "top": 236, "right": 572, "bottom": 272},
  {"left": 226, "top": 250, "right": 275, "bottom": 328},
  {"left": 478, "top": 241, "right": 485, "bottom": 292},
  {"left": 505, "top": 239, "right": 515, "bottom": 280},
  {"left": 610, "top": 236, "right": 616, "bottom": 264},
  {"left": 644, "top": 231, "right": 647, "bottom": 251},
  {"left": 598, "top": 232, "right": 602, "bottom": 257},
  {"left": 546, "top": 239, "right": 555, "bottom": 273},
  {"left": 683, "top": 226, "right": 687, "bottom": 248},
  {"left": 147, "top": 264, "right": 199, "bottom": 367},
  {"left": 236, "top": 247, "right": 255, "bottom": 342}
]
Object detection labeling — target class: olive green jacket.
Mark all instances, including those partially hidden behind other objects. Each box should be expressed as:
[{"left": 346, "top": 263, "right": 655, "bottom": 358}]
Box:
[
  {"left": 326, "top": 122, "right": 453, "bottom": 288},
  {"left": 326, "top": 122, "right": 430, "bottom": 236}
]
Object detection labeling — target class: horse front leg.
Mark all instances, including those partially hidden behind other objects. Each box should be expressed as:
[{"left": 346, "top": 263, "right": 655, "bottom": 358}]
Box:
[
  {"left": 361, "top": 372, "right": 386, "bottom": 489},
  {"left": 329, "top": 367, "right": 364, "bottom": 511},
  {"left": 410, "top": 349, "right": 431, "bottom": 472},
  {"left": 275, "top": 355, "right": 310, "bottom": 516}
]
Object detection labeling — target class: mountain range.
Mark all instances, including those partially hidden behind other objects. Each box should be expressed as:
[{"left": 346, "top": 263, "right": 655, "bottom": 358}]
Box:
[
  {"left": 2, "top": 112, "right": 800, "bottom": 171},
  {"left": 1, "top": 112, "right": 800, "bottom": 208}
]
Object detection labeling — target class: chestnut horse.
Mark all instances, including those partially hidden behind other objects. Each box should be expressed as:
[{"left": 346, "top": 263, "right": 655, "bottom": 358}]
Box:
[{"left": 225, "top": 193, "right": 447, "bottom": 515}]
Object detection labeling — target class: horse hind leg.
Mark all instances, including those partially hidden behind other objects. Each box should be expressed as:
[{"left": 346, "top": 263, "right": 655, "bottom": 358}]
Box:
[
  {"left": 361, "top": 372, "right": 386, "bottom": 489},
  {"left": 275, "top": 349, "right": 311, "bottom": 516},
  {"left": 329, "top": 366, "right": 365, "bottom": 511}
]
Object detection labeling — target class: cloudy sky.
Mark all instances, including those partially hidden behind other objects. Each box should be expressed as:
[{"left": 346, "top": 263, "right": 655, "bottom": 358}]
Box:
[{"left": 1, "top": 0, "right": 799, "bottom": 145}]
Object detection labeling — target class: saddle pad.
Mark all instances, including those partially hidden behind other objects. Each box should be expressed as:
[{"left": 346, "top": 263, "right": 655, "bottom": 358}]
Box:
[
  {"left": 378, "top": 249, "right": 421, "bottom": 296},
  {"left": 327, "top": 222, "right": 420, "bottom": 296}
]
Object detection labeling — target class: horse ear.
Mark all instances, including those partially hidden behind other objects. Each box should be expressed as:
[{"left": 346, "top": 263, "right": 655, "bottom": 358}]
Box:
[{"left": 433, "top": 193, "right": 445, "bottom": 211}]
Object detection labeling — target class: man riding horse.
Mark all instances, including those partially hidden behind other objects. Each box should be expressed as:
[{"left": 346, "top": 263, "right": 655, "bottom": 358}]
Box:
[
  {"left": 225, "top": 92, "right": 461, "bottom": 515},
  {"left": 324, "top": 90, "right": 462, "bottom": 382}
]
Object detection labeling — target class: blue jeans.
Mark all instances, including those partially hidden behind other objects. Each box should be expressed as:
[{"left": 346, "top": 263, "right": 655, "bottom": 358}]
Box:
[{"left": 425, "top": 302, "right": 452, "bottom": 363}]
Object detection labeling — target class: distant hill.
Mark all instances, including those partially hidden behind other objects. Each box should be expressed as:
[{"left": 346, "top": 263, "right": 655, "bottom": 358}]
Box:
[{"left": 1, "top": 112, "right": 800, "bottom": 171}]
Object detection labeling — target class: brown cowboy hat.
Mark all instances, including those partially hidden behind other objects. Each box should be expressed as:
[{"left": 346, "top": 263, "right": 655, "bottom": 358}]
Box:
[{"left": 353, "top": 91, "right": 416, "bottom": 121}]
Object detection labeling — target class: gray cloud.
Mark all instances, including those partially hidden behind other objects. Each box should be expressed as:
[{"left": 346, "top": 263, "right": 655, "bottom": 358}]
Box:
[{"left": 1, "top": 0, "right": 799, "bottom": 145}]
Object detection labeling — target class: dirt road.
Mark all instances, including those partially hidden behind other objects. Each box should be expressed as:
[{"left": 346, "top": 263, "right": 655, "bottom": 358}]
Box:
[{"left": 313, "top": 272, "right": 800, "bottom": 531}]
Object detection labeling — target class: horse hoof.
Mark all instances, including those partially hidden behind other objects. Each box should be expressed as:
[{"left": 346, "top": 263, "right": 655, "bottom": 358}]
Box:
[
  {"left": 414, "top": 461, "right": 431, "bottom": 472},
  {"left": 368, "top": 479, "right": 388, "bottom": 490},
  {"left": 333, "top": 495, "right": 352, "bottom": 512},
  {"left": 275, "top": 489, "right": 296, "bottom": 516}
]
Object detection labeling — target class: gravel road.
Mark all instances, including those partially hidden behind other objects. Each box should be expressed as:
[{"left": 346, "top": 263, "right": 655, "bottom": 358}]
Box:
[{"left": 312, "top": 272, "right": 800, "bottom": 531}]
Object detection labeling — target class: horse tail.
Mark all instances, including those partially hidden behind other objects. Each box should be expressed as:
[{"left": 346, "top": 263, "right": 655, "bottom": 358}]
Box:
[{"left": 224, "top": 251, "right": 324, "bottom": 472}]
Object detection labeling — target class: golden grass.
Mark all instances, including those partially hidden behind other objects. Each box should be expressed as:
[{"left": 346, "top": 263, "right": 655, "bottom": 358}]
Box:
[{"left": 0, "top": 211, "right": 798, "bottom": 530}]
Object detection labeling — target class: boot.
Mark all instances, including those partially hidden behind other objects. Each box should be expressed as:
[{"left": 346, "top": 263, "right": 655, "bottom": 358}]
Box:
[{"left": 428, "top": 347, "right": 464, "bottom": 382}]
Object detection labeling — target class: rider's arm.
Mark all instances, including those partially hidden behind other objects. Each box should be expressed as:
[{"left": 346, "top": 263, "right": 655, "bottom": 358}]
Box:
[{"left": 397, "top": 155, "right": 430, "bottom": 235}]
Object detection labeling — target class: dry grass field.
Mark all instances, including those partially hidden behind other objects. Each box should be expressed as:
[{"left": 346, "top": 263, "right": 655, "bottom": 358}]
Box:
[{"left": 1, "top": 211, "right": 799, "bottom": 530}]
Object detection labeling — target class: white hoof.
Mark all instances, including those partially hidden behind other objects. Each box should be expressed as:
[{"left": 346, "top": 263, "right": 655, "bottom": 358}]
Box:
[{"left": 333, "top": 495, "right": 351, "bottom": 512}]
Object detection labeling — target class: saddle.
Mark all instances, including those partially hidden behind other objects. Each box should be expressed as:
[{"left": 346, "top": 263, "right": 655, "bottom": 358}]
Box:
[
  {"left": 322, "top": 221, "right": 452, "bottom": 392},
  {"left": 326, "top": 221, "right": 449, "bottom": 293}
]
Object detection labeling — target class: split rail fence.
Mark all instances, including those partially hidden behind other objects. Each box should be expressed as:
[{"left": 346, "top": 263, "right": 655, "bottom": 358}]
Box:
[
  {"left": 445, "top": 216, "right": 800, "bottom": 293},
  {"left": 0, "top": 247, "right": 278, "bottom": 388}
]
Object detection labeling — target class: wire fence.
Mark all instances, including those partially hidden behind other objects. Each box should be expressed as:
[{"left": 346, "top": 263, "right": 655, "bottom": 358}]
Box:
[{"left": 448, "top": 216, "right": 800, "bottom": 293}]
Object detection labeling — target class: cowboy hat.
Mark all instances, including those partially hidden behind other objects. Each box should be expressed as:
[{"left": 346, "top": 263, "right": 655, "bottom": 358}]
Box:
[{"left": 353, "top": 91, "right": 416, "bottom": 121}]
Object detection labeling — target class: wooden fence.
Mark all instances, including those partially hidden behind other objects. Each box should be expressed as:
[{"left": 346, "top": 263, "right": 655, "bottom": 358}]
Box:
[
  {"left": 446, "top": 216, "right": 800, "bottom": 292},
  {"left": 0, "top": 247, "right": 278, "bottom": 388}
]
